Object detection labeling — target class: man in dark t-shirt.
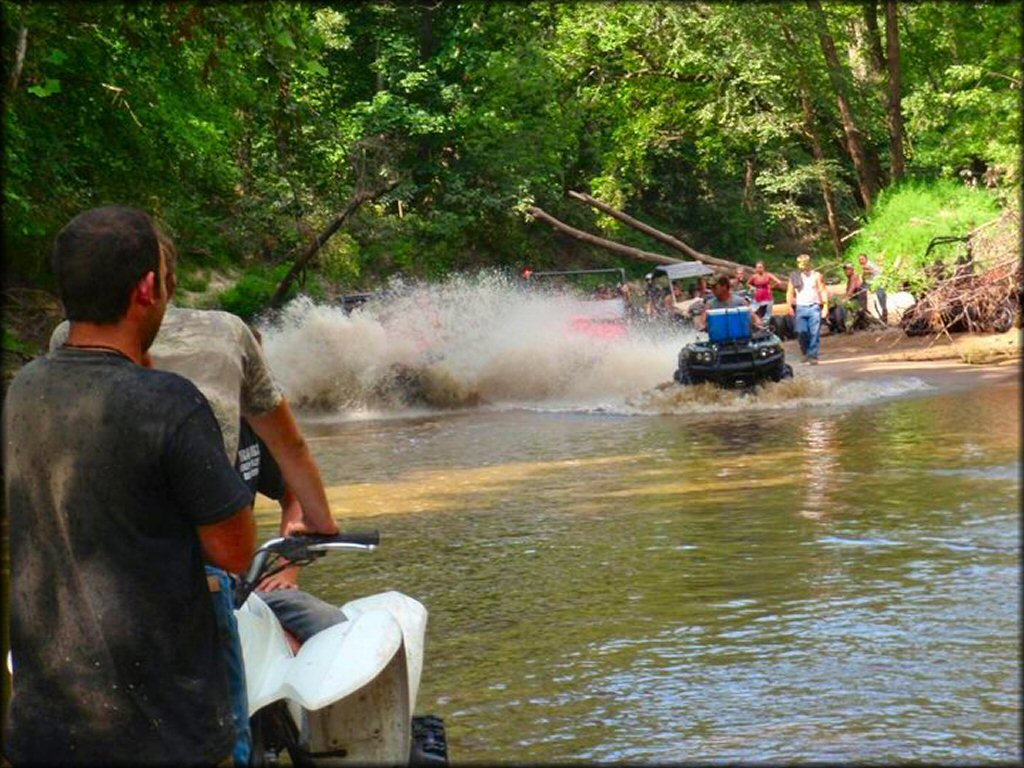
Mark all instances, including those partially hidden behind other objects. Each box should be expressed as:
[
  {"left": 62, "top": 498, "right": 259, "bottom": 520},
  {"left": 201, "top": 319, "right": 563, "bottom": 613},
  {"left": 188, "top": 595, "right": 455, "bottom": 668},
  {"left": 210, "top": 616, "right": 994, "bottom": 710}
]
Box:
[{"left": 3, "top": 206, "right": 255, "bottom": 764}]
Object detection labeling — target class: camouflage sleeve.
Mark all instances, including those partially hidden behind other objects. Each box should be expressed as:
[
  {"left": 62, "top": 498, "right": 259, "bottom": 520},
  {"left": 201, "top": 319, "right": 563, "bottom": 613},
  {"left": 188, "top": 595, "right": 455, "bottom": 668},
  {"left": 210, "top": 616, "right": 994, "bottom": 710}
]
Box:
[
  {"left": 238, "top": 321, "right": 283, "bottom": 417},
  {"left": 49, "top": 320, "right": 70, "bottom": 352}
]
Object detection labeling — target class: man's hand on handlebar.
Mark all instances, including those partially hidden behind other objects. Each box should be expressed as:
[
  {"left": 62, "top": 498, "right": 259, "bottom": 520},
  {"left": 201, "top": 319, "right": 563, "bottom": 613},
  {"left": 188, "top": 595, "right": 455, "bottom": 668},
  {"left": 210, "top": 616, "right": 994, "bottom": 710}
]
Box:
[{"left": 280, "top": 489, "right": 340, "bottom": 538}]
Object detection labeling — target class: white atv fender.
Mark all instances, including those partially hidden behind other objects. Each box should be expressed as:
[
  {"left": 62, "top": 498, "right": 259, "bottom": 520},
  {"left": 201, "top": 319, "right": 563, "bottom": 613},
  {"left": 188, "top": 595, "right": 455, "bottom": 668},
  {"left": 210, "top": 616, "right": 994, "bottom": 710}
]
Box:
[{"left": 235, "top": 590, "right": 428, "bottom": 764}]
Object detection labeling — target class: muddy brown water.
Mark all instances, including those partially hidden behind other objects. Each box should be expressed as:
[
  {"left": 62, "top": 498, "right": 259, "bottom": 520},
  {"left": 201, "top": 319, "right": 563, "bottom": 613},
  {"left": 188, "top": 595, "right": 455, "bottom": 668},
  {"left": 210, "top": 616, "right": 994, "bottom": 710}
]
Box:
[{"left": 256, "top": 378, "right": 1020, "bottom": 763}]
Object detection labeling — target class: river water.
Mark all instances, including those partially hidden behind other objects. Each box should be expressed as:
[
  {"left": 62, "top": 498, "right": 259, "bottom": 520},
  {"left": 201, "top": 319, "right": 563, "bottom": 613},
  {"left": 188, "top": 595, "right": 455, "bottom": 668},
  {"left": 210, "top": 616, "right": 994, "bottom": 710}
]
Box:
[{"left": 257, "top": 280, "right": 1020, "bottom": 763}]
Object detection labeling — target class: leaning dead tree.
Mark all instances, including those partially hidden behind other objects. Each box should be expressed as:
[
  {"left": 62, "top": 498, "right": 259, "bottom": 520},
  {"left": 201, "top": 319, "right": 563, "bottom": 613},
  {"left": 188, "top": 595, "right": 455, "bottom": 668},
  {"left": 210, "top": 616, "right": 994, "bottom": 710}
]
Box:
[
  {"left": 567, "top": 191, "right": 749, "bottom": 273},
  {"left": 525, "top": 205, "right": 680, "bottom": 266},
  {"left": 270, "top": 137, "right": 400, "bottom": 308},
  {"left": 527, "top": 191, "right": 764, "bottom": 281},
  {"left": 269, "top": 182, "right": 397, "bottom": 308}
]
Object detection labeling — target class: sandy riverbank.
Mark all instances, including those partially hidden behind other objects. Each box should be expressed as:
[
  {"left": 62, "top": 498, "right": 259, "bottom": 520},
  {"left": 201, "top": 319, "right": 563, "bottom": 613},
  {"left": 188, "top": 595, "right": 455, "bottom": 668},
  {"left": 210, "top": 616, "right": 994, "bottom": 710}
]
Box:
[{"left": 786, "top": 326, "right": 1021, "bottom": 392}]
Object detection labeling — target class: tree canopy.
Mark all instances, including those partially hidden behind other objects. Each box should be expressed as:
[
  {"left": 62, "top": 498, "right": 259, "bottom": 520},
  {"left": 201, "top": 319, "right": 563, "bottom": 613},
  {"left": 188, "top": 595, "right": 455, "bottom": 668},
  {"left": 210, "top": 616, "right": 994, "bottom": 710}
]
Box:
[{"left": 4, "top": 1, "right": 1019, "bottom": 296}]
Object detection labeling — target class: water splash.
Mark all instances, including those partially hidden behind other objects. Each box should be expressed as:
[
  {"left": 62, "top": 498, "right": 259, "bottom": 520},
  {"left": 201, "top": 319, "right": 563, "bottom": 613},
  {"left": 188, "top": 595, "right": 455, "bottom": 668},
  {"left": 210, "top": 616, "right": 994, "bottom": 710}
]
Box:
[
  {"left": 258, "top": 272, "right": 930, "bottom": 418},
  {"left": 626, "top": 375, "right": 932, "bottom": 415}
]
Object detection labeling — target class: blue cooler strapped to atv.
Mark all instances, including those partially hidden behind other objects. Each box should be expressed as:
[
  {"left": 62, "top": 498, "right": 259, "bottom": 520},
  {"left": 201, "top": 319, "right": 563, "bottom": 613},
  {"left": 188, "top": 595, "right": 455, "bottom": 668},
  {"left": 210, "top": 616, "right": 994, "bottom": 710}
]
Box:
[
  {"left": 674, "top": 305, "right": 792, "bottom": 389},
  {"left": 706, "top": 307, "right": 752, "bottom": 344}
]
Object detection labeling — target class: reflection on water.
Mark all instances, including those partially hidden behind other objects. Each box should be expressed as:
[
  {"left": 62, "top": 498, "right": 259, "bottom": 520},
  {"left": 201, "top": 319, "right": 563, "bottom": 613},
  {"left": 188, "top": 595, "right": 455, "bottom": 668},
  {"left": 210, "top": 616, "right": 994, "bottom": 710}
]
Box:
[{"left": 259, "top": 371, "right": 1019, "bottom": 761}]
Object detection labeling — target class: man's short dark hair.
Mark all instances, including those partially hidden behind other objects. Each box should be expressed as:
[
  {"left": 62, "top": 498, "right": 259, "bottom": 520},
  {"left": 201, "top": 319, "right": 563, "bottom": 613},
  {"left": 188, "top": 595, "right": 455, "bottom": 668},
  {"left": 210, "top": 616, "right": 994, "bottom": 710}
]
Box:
[
  {"left": 715, "top": 276, "right": 731, "bottom": 289},
  {"left": 52, "top": 205, "right": 161, "bottom": 323}
]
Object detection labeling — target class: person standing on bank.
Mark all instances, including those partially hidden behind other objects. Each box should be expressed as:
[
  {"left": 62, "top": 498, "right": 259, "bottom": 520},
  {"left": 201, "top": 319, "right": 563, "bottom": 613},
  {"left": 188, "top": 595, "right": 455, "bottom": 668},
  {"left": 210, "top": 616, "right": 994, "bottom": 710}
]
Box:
[
  {"left": 858, "top": 252, "right": 888, "bottom": 324},
  {"left": 786, "top": 254, "right": 830, "bottom": 365},
  {"left": 747, "top": 261, "right": 783, "bottom": 321},
  {"left": 4, "top": 206, "right": 255, "bottom": 764}
]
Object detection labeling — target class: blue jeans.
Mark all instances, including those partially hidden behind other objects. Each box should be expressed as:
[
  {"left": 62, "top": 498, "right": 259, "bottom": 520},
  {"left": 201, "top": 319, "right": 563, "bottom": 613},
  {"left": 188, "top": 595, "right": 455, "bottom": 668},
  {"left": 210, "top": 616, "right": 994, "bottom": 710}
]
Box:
[
  {"left": 795, "top": 304, "right": 822, "bottom": 360},
  {"left": 206, "top": 566, "right": 251, "bottom": 767},
  {"left": 257, "top": 589, "right": 347, "bottom": 642}
]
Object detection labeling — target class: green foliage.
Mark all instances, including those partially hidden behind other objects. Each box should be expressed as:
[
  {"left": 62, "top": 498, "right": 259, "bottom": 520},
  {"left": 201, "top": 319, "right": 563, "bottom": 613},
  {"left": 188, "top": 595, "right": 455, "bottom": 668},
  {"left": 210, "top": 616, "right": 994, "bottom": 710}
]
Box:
[
  {"left": 845, "top": 180, "right": 1001, "bottom": 290},
  {"left": 175, "top": 265, "right": 211, "bottom": 295},
  {"left": 2, "top": 0, "right": 1018, "bottom": 304},
  {"left": 900, "top": 3, "right": 1021, "bottom": 184},
  {"left": 218, "top": 264, "right": 295, "bottom": 320}
]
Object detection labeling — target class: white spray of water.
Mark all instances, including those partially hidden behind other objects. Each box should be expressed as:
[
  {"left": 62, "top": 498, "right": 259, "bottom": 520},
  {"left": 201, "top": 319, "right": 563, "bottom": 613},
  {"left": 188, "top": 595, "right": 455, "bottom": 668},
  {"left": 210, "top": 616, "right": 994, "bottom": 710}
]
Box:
[{"left": 258, "top": 271, "right": 930, "bottom": 418}]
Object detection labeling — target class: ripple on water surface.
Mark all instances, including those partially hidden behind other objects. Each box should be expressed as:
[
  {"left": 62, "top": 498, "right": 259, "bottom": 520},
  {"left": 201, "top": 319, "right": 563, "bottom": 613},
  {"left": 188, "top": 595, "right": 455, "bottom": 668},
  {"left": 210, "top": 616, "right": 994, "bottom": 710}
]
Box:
[{"left": 259, "top": 283, "right": 1019, "bottom": 763}]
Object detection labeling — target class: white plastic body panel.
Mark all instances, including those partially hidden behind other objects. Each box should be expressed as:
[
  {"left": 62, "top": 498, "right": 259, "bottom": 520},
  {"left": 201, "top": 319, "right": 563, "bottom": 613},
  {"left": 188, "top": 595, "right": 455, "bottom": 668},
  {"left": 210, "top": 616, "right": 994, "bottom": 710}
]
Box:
[{"left": 235, "top": 589, "right": 428, "bottom": 763}]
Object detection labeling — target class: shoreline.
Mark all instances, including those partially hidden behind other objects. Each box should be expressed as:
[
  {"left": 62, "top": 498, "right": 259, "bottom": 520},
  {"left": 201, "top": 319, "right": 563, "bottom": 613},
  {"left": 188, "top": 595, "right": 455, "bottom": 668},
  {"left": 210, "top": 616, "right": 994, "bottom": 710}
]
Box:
[{"left": 785, "top": 327, "right": 1021, "bottom": 392}]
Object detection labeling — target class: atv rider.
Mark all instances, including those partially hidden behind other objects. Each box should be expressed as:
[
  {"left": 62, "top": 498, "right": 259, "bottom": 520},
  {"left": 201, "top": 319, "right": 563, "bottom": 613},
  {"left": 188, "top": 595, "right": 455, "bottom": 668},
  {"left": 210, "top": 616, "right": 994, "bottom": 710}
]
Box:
[{"left": 702, "top": 275, "right": 765, "bottom": 329}]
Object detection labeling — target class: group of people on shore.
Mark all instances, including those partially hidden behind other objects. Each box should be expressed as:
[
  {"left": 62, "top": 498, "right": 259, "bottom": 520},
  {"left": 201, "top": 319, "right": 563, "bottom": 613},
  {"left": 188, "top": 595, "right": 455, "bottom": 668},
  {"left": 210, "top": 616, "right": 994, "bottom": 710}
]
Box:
[
  {"left": 787, "top": 251, "right": 888, "bottom": 364},
  {"left": 4, "top": 206, "right": 345, "bottom": 764},
  {"left": 642, "top": 251, "right": 888, "bottom": 365}
]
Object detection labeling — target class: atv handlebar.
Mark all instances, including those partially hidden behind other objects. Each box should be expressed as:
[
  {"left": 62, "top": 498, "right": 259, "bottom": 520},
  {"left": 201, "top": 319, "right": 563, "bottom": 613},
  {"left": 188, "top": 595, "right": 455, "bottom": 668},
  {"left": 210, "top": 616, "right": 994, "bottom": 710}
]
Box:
[{"left": 237, "top": 531, "right": 380, "bottom": 605}]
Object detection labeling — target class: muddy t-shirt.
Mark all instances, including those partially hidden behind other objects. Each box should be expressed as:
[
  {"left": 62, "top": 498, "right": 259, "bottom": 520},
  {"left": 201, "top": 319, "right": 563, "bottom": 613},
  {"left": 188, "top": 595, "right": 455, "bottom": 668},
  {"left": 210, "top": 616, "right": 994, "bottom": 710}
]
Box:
[
  {"left": 51, "top": 306, "right": 284, "bottom": 461},
  {"left": 3, "top": 348, "right": 252, "bottom": 764}
]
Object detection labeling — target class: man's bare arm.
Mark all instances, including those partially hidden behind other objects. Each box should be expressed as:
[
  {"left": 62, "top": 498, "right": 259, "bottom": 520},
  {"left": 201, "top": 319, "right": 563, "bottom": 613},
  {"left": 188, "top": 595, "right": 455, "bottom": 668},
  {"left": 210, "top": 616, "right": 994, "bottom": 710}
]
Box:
[
  {"left": 248, "top": 399, "right": 339, "bottom": 535},
  {"left": 198, "top": 505, "right": 256, "bottom": 574}
]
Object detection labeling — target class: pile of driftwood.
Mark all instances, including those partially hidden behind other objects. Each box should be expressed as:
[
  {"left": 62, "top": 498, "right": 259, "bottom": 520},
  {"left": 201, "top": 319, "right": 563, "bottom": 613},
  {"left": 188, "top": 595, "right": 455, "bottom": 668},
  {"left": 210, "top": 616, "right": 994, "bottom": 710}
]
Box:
[{"left": 901, "top": 252, "right": 1021, "bottom": 338}]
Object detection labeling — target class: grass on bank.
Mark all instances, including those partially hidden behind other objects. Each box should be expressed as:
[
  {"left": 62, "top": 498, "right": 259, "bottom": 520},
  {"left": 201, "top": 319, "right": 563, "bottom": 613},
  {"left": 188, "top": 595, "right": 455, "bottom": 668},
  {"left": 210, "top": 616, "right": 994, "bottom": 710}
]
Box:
[{"left": 845, "top": 179, "right": 1003, "bottom": 291}]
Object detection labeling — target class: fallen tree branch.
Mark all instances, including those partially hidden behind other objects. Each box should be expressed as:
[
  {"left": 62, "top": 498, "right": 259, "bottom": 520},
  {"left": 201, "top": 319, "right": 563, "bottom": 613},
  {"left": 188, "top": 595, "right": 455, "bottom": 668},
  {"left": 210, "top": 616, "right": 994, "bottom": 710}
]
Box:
[
  {"left": 567, "top": 190, "right": 745, "bottom": 272},
  {"left": 270, "top": 180, "right": 398, "bottom": 308},
  {"left": 526, "top": 206, "right": 681, "bottom": 266}
]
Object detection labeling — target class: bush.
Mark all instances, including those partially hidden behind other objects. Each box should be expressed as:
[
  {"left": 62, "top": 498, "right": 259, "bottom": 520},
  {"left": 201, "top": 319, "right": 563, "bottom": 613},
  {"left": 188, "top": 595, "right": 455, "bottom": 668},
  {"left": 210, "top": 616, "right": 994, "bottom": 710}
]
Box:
[
  {"left": 217, "top": 264, "right": 291, "bottom": 320},
  {"left": 176, "top": 265, "right": 211, "bottom": 294},
  {"left": 217, "top": 262, "right": 327, "bottom": 319},
  {"left": 845, "top": 179, "right": 1002, "bottom": 291}
]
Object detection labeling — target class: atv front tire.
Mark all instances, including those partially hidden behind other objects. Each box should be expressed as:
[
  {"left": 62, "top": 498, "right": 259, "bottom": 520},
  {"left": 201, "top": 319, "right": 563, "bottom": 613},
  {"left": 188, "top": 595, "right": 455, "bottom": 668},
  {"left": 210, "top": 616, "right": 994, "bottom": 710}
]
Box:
[
  {"left": 770, "top": 363, "right": 794, "bottom": 382},
  {"left": 673, "top": 363, "right": 693, "bottom": 385}
]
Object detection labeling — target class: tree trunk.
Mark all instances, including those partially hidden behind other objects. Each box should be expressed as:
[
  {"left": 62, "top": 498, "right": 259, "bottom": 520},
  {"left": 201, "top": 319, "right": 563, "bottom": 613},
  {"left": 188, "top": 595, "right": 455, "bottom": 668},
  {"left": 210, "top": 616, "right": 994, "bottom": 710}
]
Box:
[
  {"left": 800, "top": 90, "right": 844, "bottom": 258},
  {"left": 270, "top": 182, "right": 398, "bottom": 308},
  {"left": 526, "top": 206, "right": 682, "bottom": 266},
  {"left": 807, "top": 0, "right": 880, "bottom": 209},
  {"left": 885, "top": 0, "right": 906, "bottom": 181},
  {"left": 566, "top": 191, "right": 746, "bottom": 272},
  {"left": 743, "top": 158, "right": 756, "bottom": 212},
  {"left": 7, "top": 26, "right": 27, "bottom": 95},
  {"left": 862, "top": 0, "right": 886, "bottom": 77},
  {"left": 780, "top": 20, "right": 844, "bottom": 257}
]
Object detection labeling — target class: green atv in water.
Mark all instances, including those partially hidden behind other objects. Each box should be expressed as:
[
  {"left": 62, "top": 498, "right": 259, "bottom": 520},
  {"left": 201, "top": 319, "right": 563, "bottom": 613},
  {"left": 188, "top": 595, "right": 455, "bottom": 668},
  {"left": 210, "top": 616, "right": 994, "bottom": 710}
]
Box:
[{"left": 674, "top": 306, "right": 793, "bottom": 388}]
